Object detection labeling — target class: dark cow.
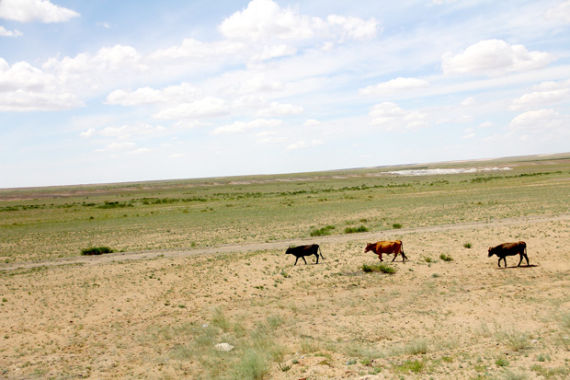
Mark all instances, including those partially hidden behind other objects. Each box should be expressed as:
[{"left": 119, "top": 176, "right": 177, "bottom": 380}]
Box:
[
  {"left": 285, "top": 244, "right": 324, "bottom": 265},
  {"left": 365, "top": 240, "right": 408, "bottom": 262},
  {"left": 488, "top": 241, "right": 529, "bottom": 268}
]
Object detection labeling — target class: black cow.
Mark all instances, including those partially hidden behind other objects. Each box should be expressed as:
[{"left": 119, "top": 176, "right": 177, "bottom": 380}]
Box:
[
  {"left": 285, "top": 244, "right": 324, "bottom": 265},
  {"left": 488, "top": 241, "right": 529, "bottom": 268}
]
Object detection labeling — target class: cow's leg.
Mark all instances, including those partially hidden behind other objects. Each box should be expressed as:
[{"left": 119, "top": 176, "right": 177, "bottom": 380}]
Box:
[
  {"left": 517, "top": 254, "right": 523, "bottom": 267},
  {"left": 378, "top": 253, "right": 383, "bottom": 261},
  {"left": 294, "top": 257, "right": 299, "bottom": 265},
  {"left": 391, "top": 252, "right": 397, "bottom": 262},
  {"left": 302, "top": 256, "right": 307, "bottom": 265},
  {"left": 503, "top": 257, "right": 508, "bottom": 267},
  {"left": 314, "top": 253, "right": 319, "bottom": 264},
  {"left": 523, "top": 253, "right": 529, "bottom": 266},
  {"left": 401, "top": 251, "right": 408, "bottom": 262},
  {"left": 497, "top": 257, "right": 502, "bottom": 267}
]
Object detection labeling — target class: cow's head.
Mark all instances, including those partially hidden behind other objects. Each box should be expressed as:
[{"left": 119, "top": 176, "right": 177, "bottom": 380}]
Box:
[
  {"left": 488, "top": 247, "right": 494, "bottom": 257},
  {"left": 364, "top": 243, "right": 374, "bottom": 253},
  {"left": 285, "top": 247, "right": 293, "bottom": 255}
]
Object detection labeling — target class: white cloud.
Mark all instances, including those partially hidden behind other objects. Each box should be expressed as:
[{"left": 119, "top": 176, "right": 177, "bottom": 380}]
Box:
[
  {"left": 545, "top": 0, "right": 570, "bottom": 24},
  {"left": 326, "top": 15, "right": 378, "bottom": 40},
  {"left": 212, "top": 118, "right": 282, "bottom": 135},
  {"left": 149, "top": 38, "right": 244, "bottom": 61},
  {"left": 0, "top": 59, "right": 81, "bottom": 111},
  {"left": 219, "top": 0, "right": 377, "bottom": 43},
  {"left": 251, "top": 44, "right": 297, "bottom": 61},
  {"left": 106, "top": 83, "right": 200, "bottom": 106},
  {"left": 442, "top": 39, "right": 552, "bottom": 76},
  {"left": 286, "top": 139, "right": 323, "bottom": 150},
  {"left": 461, "top": 97, "right": 476, "bottom": 106},
  {"left": 0, "top": 0, "right": 79, "bottom": 23},
  {"left": 0, "top": 26, "right": 22, "bottom": 37},
  {"left": 102, "top": 124, "right": 166, "bottom": 139},
  {"left": 509, "top": 109, "right": 569, "bottom": 138},
  {"left": 511, "top": 80, "right": 570, "bottom": 110},
  {"left": 369, "top": 102, "right": 427, "bottom": 131},
  {"left": 219, "top": 0, "right": 316, "bottom": 41},
  {"left": 154, "top": 97, "right": 229, "bottom": 120},
  {"left": 360, "top": 77, "right": 429, "bottom": 95},
  {"left": 256, "top": 102, "right": 303, "bottom": 117}
]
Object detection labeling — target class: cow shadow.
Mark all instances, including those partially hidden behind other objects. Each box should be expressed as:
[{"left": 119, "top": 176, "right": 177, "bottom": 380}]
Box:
[{"left": 498, "top": 264, "right": 538, "bottom": 270}]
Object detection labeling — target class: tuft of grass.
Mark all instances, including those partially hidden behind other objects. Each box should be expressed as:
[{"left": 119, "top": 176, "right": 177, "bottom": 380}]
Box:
[
  {"left": 392, "top": 223, "right": 402, "bottom": 229},
  {"left": 394, "top": 360, "right": 424, "bottom": 373},
  {"left": 463, "top": 242, "right": 472, "bottom": 248},
  {"left": 440, "top": 253, "right": 453, "bottom": 262},
  {"left": 495, "top": 357, "right": 509, "bottom": 367},
  {"left": 362, "top": 263, "right": 396, "bottom": 274},
  {"left": 310, "top": 225, "right": 335, "bottom": 236},
  {"left": 404, "top": 339, "right": 428, "bottom": 355},
  {"left": 81, "top": 246, "right": 113, "bottom": 255},
  {"left": 344, "top": 225, "right": 368, "bottom": 234},
  {"left": 233, "top": 349, "right": 268, "bottom": 380},
  {"left": 211, "top": 307, "right": 231, "bottom": 332},
  {"left": 497, "top": 330, "right": 531, "bottom": 352}
]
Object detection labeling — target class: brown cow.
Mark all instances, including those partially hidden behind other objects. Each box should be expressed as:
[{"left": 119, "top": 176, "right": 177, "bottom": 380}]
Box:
[
  {"left": 365, "top": 240, "right": 408, "bottom": 262},
  {"left": 488, "top": 241, "right": 528, "bottom": 268}
]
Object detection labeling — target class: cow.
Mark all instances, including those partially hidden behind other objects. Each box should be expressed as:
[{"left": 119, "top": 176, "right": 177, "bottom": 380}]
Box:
[
  {"left": 488, "top": 241, "right": 529, "bottom": 268},
  {"left": 285, "top": 244, "right": 324, "bottom": 265},
  {"left": 365, "top": 240, "right": 408, "bottom": 262}
]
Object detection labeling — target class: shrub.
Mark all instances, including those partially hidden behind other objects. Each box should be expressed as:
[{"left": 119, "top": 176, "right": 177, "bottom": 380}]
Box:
[
  {"left": 440, "top": 253, "right": 453, "bottom": 262},
  {"left": 392, "top": 223, "right": 402, "bottom": 229},
  {"left": 362, "top": 263, "right": 396, "bottom": 275},
  {"left": 310, "top": 225, "right": 335, "bottom": 236},
  {"left": 81, "top": 246, "right": 113, "bottom": 255},
  {"left": 463, "top": 242, "right": 472, "bottom": 249},
  {"left": 344, "top": 225, "right": 368, "bottom": 234}
]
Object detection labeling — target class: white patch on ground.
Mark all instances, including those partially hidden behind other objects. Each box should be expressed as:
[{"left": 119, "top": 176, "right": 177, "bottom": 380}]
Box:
[{"left": 387, "top": 167, "right": 512, "bottom": 176}]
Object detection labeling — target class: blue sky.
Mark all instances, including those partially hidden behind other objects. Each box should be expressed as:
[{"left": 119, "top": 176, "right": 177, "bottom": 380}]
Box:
[{"left": 1, "top": 0, "right": 569, "bottom": 188}]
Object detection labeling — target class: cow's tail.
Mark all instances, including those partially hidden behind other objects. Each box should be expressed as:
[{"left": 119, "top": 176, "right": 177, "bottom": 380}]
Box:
[{"left": 319, "top": 246, "right": 325, "bottom": 260}]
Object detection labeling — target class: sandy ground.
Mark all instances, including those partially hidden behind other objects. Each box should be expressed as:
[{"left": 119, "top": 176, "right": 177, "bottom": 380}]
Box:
[{"left": 1, "top": 215, "right": 569, "bottom": 379}]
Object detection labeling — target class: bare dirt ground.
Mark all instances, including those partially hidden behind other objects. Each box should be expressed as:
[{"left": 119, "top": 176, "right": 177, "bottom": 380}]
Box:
[{"left": 1, "top": 215, "right": 569, "bottom": 379}]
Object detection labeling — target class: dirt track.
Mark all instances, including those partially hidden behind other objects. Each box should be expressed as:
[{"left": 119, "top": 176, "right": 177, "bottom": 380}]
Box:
[{"left": 3, "top": 213, "right": 568, "bottom": 271}]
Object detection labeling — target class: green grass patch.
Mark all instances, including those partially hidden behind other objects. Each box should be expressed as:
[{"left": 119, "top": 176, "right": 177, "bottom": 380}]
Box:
[
  {"left": 439, "top": 253, "right": 453, "bottom": 262},
  {"left": 463, "top": 242, "right": 472, "bottom": 248},
  {"left": 362, "top": 263, "right": 396, "bottom": 274},
  {"left": 394, "top": 359, "right": 424, "bottom": 374},
  {"left": 80, "top": 246, "right": 113, "bottom": 255},
  {"left": 344, "top": 225, "right": 368, "bottom": 234},
  {"left": 392, "top": 223, "right": 402, "bottom": 229},
  {"left": 310, "top": 225, "right": 335, "bottom": 236}
]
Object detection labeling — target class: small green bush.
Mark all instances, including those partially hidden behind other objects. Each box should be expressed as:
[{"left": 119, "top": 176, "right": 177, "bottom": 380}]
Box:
[
  {"left": 392, "top": 223, "right": 402, "bottom": 229},
  {"left": 463, "top": 242, "right": 472, "bottom": 248},
  {"left": 344, "top": 225, "right": 368, "bottom": 234},
  {"left": 362, "top": 263, "right": 396, "bottom": 274},
  {"left": 440, "top": 253, "right": 453, "bottom": 262},
  {"left": 81, "top": 246, "right": 113, "bottom": 255},
  {"left": 310, "top": 225, "right": 335, "bottom": 236}
]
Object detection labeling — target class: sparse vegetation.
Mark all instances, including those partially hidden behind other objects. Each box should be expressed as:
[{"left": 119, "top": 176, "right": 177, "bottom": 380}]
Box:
[
  {"left": 440, "top": 253, "right": 453, "bottom": 262},
  {"left": 0, "top": 156, "right": 568, "bottom": 379},
  {"left": 463, "top": 242, "right": 472, "bottom": 248},
  {"left": 392, "top": 223, "right": 403, "bottom": 229}
]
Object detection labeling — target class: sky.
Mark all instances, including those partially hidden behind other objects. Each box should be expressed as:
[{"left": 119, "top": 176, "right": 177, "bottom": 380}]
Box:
[{"left": 0, "top": 0, "right": 569, "bottom": 188}]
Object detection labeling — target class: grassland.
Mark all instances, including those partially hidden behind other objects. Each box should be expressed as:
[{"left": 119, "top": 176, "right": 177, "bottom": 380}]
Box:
[{"left": 0, "top": 154, "right": 569, "bottom": 379}]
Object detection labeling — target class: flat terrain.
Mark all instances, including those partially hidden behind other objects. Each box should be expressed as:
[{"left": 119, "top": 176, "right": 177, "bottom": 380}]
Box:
[{"left": 1, "top": 155, "right": 569, "bottom": 379}]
